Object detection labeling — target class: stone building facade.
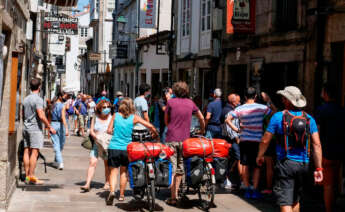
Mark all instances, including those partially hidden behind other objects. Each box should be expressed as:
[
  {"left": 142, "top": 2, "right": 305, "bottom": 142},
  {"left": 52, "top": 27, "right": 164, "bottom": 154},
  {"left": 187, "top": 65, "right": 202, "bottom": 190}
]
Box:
[
  {"left": 217, "top": 0, "right": 345, "bottom": 111},
  {"left": 0, "top": 0, "right": 30, "bottom": 209}
]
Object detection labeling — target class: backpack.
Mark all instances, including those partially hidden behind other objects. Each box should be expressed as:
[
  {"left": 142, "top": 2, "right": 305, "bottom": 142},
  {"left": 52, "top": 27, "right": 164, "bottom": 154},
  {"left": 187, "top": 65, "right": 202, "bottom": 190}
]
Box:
[
  {"left": 67, "top": 103, "right": 74, "bottom": 115},
  {"left": 282, "top": 110, "right": 311, "bottom": 158},
  {"left": 128, "top": 160, "right": 146, "bottom": 188},
  {"left": 184, "top": 156, "right": 204, "bottom": 187},
  {"left": 154, "top": 159, "right": 173, "bottom": 187}
]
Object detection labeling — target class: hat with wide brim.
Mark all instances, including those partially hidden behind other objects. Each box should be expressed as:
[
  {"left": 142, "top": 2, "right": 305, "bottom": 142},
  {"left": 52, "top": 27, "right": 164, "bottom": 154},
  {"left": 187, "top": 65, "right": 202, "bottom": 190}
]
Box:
[
  {"left": 115, "top": 91, "right": 124, "bottom": 96},
  {"left": 277, "top": 86, "right": 307, "bottom": 108}
]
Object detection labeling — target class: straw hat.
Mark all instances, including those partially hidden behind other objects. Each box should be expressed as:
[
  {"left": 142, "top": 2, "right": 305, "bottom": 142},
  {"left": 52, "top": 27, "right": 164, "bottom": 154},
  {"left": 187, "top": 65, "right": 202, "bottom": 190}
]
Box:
[{"left": 277, "top": 86, "right": 307, "bottom": 108}]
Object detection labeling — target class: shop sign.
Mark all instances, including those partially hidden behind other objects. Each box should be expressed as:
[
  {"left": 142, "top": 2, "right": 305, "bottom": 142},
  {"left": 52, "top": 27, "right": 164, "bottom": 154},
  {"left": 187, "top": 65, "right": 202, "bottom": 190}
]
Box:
[
  {"left": 43, "top": 14, "right": 78, "bottom": 35},
  {"left": 116, "top": 41, "right": 128, "bottom": 59},
  {"left": 88, "top": 53, "right": 101, "bottom": 61},
  {"left": 140, "top": 0, "right": 157, "bottom": 29},
  {"left": 227, "top": 0, "right": 256, "bottom": 34}
]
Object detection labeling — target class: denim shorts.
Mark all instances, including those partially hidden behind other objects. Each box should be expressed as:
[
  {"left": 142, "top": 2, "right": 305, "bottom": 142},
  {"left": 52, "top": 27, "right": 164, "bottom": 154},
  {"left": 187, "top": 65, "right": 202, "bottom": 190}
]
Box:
[{"left": 90, "top": 144, "right": 107, "bottom": 160}]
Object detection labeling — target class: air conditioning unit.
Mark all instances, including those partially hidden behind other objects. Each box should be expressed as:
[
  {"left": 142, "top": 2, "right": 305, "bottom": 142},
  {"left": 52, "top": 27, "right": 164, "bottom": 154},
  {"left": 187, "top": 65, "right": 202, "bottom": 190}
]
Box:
[{"left": 213, "top": 8, "right": 223, "bottom": 31}]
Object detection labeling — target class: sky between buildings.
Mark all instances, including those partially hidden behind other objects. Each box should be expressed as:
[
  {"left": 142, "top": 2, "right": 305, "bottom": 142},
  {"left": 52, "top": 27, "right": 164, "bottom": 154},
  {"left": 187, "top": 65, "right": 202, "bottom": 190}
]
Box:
[{"left": 77, "top": 0, "right": 89, "bottom": 11}]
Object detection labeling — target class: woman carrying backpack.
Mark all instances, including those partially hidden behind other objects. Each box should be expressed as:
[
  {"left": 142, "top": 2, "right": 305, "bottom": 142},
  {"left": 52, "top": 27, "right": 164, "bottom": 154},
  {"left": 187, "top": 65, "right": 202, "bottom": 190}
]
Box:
[
  {"left": 50, "top": 92, "right": 69, "bottom": 170},
  {"left": 106, "top": 97, "right": 158, "bottom": 205}
]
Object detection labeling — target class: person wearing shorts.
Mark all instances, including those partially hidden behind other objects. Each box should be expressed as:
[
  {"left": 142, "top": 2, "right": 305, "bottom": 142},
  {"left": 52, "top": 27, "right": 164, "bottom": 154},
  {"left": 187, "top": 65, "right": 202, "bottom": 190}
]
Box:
[
  {"left": 164, "top": 82, "right": 205, "bottom": 206},
  {"left": 23, "top": 78, "right": 56, "bottom": 185},
  {"left": 257, "top": 86, "right": 323, "bottom": 212},
  {"left": 106, "top": 98, "right": 158, "bottom": 205},
  {"left": 226, "top": 87, "right": 272, "bottom": 199}
]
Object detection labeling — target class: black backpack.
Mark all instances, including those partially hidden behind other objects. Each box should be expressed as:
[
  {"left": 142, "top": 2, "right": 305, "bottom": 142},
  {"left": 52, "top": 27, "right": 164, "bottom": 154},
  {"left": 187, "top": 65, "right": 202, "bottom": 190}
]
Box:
[{"left": 282, "top": 110, "right": 311, "bottom": 157}]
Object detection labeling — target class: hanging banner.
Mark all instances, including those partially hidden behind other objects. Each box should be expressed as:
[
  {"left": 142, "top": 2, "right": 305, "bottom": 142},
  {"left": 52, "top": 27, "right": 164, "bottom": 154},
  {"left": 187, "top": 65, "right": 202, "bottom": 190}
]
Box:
[
  {"left": 140, "top": 0, "right": 157, "bottom": 29},
  {"left": 226, "top": 0, "right": 234, "bottom": 34}
]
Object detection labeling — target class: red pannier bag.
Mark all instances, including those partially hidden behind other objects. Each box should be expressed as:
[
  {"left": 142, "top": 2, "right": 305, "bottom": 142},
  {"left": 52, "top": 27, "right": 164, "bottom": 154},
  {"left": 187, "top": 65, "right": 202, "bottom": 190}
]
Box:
[
  {"left": 212, "top": 139, "right": 231, "bottom": 158},
  {"left": 127, "top": 142, "right": 175, "bottom": 162},
  {"left": 183, "top": 137, "right": 214, "bottom": 158}
]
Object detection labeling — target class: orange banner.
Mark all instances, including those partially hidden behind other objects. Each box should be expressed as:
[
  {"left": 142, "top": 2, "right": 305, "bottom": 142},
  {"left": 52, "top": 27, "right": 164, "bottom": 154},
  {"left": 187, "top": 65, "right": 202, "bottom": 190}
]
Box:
[{"left": 226, "top": 0, "right": 234, "bottom": 34}]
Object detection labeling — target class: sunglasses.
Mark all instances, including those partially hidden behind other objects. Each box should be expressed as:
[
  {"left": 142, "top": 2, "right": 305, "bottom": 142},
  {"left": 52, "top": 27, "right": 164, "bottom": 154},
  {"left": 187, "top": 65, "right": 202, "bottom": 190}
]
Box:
[{"left": 102, "top": 106, "right": 111, "bottom": 109}]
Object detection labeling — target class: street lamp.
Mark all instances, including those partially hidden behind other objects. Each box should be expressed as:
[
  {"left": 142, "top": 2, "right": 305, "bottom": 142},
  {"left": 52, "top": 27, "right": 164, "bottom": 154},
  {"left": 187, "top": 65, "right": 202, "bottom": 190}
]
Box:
[{"left": 117, "top": 16, "right": 127, "bottom": 33}]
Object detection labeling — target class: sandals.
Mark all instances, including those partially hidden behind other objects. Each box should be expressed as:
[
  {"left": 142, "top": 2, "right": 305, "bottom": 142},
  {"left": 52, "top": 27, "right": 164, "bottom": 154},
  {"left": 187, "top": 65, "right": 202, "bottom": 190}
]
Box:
[
  {"left": 80, "top": 185, "right": 90, "bottom": 192},
  {"left": 165, "top": 198, "right": 178, "bottom": 206},
  {"left": 106, "top": 192, "right": 115, "bottom": 205},
  {"left": 102, "top": 183, "right": 110, "bottom": 190},
  {"left": 118, "top": 195, "right": 125, "bottom": 202}
]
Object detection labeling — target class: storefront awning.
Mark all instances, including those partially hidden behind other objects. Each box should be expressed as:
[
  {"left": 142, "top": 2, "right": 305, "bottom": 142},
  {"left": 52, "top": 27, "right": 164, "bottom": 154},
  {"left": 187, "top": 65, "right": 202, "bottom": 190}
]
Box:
[{"left": 43, "top": 0, "right": 78, "bottom": 7}]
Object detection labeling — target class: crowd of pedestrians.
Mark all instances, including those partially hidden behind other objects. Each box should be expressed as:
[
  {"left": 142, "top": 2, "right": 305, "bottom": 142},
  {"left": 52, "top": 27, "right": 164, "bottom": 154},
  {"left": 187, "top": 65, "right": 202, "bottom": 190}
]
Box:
[{"left": 22, "top": 77, "right": 345, "bottom": 212}]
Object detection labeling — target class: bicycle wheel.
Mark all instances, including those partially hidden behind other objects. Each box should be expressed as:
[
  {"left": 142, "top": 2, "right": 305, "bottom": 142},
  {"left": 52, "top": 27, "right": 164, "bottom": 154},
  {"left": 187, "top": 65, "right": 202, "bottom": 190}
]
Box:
[
  {"left": 146, "top": 179, "right": 155, "bottom": 212},
  {"left": 198, "top": 167, "right": 215, "bottom": 211}
]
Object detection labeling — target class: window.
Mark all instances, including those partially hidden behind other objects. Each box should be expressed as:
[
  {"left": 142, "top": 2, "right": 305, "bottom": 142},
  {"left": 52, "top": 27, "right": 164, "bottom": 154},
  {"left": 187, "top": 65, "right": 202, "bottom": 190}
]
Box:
[
  {"left": 276, "top": 0, "right": 297, "bottom": 32},
  {"left": 80, "top": 27, "right": 84, "bottom": 37},
  {"left": 84, "top": 28, "right": 88, "bottom": 37},
  {"left": 201, "top": 0, "right": 211, "bottom": 31},
  {"left": 182, "top": 0, "right": 191, "bottom": 37},
  {"left": 80, "top": 28, "right": 88, "bottom": 37}
]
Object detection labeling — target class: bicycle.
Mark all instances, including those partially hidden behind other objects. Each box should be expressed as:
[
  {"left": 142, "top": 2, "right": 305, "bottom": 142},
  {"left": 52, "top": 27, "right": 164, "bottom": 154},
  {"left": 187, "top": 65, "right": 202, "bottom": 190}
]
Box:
[
  {"left": 178, "top": 131, "right": 216, "bottom": 211},
  {"left": 130, "top": 131, "right": 157, "bottom": 212}
]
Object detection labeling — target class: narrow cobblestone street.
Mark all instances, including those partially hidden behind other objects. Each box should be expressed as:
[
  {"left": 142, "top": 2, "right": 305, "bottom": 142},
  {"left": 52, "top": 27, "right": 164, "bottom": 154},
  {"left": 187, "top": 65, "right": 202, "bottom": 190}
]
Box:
[
  {"left": 6, "top": 135, "right": 345, "bottom": 212},
  {"left": 6, "top": 135, "right": 279, "bottom": 212}
]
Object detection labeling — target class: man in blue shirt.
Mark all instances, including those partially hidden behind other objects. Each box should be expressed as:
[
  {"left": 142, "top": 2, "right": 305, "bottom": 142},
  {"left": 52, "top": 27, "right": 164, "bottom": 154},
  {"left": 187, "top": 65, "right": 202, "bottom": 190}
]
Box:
[
  {"left": 74, "top": 94, "right": 88, "bottom": 137},
  {"left": 257, "top": 86, "right": 323, "bottom": 212},
  {"left": 97, "top": 90, "right": 110, "bottom": 104},
  {"left": 205, "top": 88, "right": 223, "bottom": 138}
]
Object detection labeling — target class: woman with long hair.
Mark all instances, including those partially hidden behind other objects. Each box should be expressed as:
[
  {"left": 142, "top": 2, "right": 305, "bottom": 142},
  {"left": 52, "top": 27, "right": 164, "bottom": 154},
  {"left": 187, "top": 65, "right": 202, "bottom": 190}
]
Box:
[
  {"left": 81, "top": 100, "right": 112, "bottom": 192},
  {"left": 106, "top": 97, "right": 158, "bottom": 205},
  {"left": 50, "top": 92, "right": 70, "bottom": 170}
]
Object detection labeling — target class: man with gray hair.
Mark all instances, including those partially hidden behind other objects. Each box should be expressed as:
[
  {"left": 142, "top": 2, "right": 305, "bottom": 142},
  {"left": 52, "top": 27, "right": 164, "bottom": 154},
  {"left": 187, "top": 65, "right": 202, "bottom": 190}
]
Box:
[{"left": 205, "top": 88, "right": 223, "bottom": 138}]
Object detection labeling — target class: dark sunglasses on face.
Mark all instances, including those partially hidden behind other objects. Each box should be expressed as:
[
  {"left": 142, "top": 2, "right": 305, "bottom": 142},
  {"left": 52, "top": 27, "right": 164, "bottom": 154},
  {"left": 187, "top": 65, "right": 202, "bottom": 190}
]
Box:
[{"left": 102, "top": 106, "right": 111, "bottom": 109}]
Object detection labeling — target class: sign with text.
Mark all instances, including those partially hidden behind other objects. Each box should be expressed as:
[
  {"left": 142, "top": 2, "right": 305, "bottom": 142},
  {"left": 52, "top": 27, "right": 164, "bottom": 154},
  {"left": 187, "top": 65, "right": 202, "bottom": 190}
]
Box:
[
  {"left": 227, "top": 0, "right": 256, "bottom": 34},
  {"left": 140, "top": 0, "right": 157, "bottom": 29},
  {"left": 233, "top": 0, "right": 250, "bottom": 20},
  {"left": 43, "top": 14, "right": 78, "bottom": 35},
  {"left": 88, "top": 53, "right": 101, "bottom": 61}
]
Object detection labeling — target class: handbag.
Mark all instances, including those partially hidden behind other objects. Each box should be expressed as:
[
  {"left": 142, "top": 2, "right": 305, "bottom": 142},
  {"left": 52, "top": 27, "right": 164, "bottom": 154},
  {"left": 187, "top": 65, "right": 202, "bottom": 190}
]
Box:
[
  {"left": 81, "top": 135, "right": 93, "bottom": 150},
  {"left": 95, "top": 132, "right": 112, "bottom": 152}
]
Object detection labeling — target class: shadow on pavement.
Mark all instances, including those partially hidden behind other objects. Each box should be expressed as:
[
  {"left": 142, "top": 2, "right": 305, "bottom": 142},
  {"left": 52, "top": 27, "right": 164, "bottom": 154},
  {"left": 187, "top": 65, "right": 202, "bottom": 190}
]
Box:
[
  {"left": 115, "top": 199, "right": 164, "bottom": 212},
  {"left": 17, "top": 183, "right": 64, "bottom": 192},
  {"left": 75, "top": 181, "right": 105, "bottom": 189}
]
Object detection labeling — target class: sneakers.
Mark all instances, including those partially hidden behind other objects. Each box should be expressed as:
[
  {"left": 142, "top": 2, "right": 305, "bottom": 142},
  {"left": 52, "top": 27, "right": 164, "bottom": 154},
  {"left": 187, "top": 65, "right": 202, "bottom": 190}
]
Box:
[
  {"left": 25, "top": 176, "right": 30, "bottom": 185},
  {"left": 224, "top": 178, "right": 232, "bottom": 190},
  {"left": 244, "top": 188, "right": 252, "bottom": 199},
  {"left": 106, "top": 192, "right": 115, "bottom": 205},
  {"left": 58, "top": 163, "right": 64, "bottom": 170},
  {"left": 261, "top": 189, "right": 273, "bottom": 195},
  {"left": 251, "top": 189, "right": 263, "bottom": 199}
]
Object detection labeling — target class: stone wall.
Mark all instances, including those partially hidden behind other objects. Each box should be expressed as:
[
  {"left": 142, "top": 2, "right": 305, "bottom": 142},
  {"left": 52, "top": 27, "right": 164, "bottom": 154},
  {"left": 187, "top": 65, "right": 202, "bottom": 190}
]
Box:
[{"left": 0, "top": 1, "right": 29, "bottom": 209}]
